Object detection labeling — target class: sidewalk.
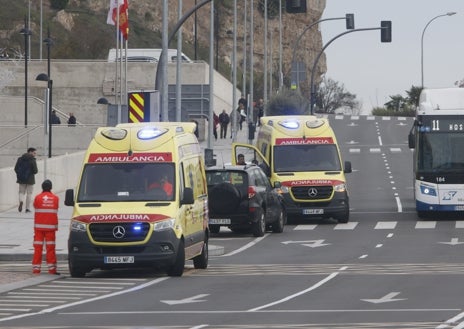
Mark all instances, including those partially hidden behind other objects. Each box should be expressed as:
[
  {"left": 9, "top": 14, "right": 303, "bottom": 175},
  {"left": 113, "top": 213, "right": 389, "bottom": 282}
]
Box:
[{"left": 0, "top": 123, "right": 251, "bottom": 262}]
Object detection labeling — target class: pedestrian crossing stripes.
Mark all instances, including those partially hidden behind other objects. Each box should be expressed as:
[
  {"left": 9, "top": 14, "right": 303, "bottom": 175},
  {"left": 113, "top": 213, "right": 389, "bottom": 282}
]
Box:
[
  {"left": 293, "top": 221, "right": 464, "bottom": 231},
  {"left": 348, "top": 147, "right": 412, "bottom": 154},
  {"left": 319, "top": 114, "right": 411, "bottom": 122}
]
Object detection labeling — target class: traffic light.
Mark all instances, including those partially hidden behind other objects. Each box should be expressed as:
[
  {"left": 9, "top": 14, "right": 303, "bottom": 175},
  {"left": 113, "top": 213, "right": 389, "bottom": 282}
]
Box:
[
  {"left": 286, "top": 0, "right": 307, "bottom": 14},
  {"left": 381, "top": 21, "right": 392, "bottom": 43},
  {"left": 345, "top": 14, "right": 355, "bottom": 29}
]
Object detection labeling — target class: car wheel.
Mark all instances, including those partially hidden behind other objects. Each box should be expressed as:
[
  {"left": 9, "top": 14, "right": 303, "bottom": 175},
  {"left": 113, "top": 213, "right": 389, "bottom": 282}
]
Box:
[
  {"left": 252, "top": 210, "right": 266, "bottom": 237},
  {"left": 209, "top": 225, "right": 220, "bottom": 234},
  {"left": 68, "top": 259, "right": 87, "bottom": 278},
  {"left": 210, "top": 183, "right": 241, "bottom": 214},
  {"left": 167, "top": 240, "right": 185, "bottom": 277},
  {"left": 193, "top": 238, "right": 208, "bottom": 269},
  {"left": 272, "top": 209, "right": 285, "bottom": 233}
]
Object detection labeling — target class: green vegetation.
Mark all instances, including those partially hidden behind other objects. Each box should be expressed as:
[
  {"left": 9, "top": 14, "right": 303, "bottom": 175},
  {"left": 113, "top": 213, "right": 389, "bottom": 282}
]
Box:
[{"left": 372, "top": 85, "right": 421, "bottom": 117}]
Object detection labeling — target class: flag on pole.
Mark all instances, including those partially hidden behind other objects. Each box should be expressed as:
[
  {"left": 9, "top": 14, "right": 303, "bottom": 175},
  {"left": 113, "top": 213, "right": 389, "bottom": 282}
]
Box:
[{"left": 107, "top": 0, "right": 129, "bottom": 40}]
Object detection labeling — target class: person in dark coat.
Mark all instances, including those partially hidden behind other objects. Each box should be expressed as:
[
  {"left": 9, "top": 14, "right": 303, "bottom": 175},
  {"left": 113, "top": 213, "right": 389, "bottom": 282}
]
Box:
[
  {"left": 51, "top": 110, "right": 61, "bottom": 124},
  {"left": 67, "top": 113, "right": 76, "bottom": 126},
  {"left": 219, "top": 109, "right": 230, "bottom": 139},
  {"left": 14, "top": 147, "right": 38, "bottom": 213}
]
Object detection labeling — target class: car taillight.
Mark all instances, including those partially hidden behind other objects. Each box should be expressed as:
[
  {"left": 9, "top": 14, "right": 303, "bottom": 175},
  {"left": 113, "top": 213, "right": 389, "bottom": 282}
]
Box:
[{"left": 248, "top": 186, "right": 257, "bottom": 199}]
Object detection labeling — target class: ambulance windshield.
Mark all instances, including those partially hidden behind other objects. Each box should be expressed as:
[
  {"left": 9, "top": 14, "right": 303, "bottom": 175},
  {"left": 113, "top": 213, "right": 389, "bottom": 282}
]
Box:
[
  {"left": 77, "top": 163, "right": 175, "bottom": 202},
  {"left": 273, "top": 144, "right": 341, "bottom": 172}
]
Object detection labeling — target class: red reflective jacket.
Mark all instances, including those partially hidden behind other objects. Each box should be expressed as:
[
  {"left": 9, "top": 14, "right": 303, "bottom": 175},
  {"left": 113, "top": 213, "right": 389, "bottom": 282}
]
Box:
[{"left": 33, "top": 191, "right": 59, "bottom": 231}]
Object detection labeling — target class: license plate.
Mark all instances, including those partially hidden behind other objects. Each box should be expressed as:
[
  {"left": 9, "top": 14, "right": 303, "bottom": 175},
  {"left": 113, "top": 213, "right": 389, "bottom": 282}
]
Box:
[
  {"left": 302, "top": 209, "right": 324, "bottom": 215},
  {"left": 455, "top": 206, "right": 464, "bottom": 211},
  {"left": 209, "top": 218, "right": 231, "bottom": 225},
  {"left": 104, "top": 256, "right": 135, "bottom": 264}
]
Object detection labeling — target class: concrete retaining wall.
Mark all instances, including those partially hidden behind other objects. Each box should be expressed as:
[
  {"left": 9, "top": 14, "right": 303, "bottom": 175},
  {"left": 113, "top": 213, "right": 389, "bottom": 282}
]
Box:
[{"left": 0, "top": 151, "right": 85, "bottom": 212}]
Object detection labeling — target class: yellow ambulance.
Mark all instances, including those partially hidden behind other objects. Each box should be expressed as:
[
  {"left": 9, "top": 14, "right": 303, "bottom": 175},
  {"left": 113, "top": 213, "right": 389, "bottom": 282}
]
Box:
[
  {"left": 64, "top": 122, "right": 209, "bottom": 277},
  {"left": 233, "top": 115, "right": 351, "bottom": 223}
]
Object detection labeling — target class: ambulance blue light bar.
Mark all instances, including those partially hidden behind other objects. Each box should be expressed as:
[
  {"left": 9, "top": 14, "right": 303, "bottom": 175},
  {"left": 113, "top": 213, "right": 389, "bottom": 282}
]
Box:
[
  {"left": 101, "top": 128, "right": 128, "bottom": 140},
  {"left": 137, "top": 127, "right": 168, "bottom": 140},
  {"left": 278, "top": 120, "right": 300, "bottom": 129}
]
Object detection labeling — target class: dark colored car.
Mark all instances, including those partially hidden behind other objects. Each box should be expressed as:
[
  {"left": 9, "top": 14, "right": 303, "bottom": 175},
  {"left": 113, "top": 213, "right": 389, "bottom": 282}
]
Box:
[{"left": 206, "top": 165, "right": 286, "bottom": 237}]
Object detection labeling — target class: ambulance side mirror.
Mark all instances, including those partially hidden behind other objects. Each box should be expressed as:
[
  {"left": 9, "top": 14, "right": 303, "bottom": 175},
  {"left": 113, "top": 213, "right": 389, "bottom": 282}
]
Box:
[
  {"left": 344, "top": 161, "right": 352, "bottom": 174},
  {"left": 65, "top": 189, "right": 75, "bottom": 206},
  {"left": 181, "top": 187, "right": 194, "bottom": 205}
]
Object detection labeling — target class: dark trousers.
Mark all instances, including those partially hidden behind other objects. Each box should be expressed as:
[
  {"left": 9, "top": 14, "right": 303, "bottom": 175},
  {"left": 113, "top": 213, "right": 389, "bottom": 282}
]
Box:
[{"left": 220, "top": 124, "right": 228, "bottom": 138}]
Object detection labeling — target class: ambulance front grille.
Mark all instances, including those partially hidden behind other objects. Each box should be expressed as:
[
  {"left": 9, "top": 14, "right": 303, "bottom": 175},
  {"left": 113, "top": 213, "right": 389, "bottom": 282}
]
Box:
[
  {"left": 89, "top": 222, "right": 150, "bottom": 243},
  {"left": 291, "top": 186, "right": 333, "bottom": 200}
]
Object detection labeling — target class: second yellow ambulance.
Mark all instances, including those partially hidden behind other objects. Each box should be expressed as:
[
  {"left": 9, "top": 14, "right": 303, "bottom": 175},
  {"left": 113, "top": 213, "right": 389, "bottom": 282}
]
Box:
[{"left": 233, "top": 115, "right": 351, "bottom": 223}]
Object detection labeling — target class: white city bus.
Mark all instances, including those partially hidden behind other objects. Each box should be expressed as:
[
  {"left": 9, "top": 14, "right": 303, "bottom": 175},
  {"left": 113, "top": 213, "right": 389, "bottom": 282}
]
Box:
[{"left": 408, "top": 88, "right": 464, "bottom": 218}]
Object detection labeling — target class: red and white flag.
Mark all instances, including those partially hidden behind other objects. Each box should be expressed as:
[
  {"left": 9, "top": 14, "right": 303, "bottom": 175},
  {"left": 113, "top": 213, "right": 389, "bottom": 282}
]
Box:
[{"left": 107, "top": 0, "right": 129, "bottom": 40}]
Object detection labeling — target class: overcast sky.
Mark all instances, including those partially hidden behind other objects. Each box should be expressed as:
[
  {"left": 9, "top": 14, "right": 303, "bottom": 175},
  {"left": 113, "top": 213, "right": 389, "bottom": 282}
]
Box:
[{"left": 320, "top": 0, "right": 464, "bottom": 114}]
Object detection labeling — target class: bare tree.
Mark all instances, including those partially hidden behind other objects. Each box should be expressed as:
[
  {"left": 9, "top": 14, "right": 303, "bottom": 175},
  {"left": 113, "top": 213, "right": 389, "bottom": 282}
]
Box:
[{"left": 315, "top": 77, "right": 359, "bottom": 114}]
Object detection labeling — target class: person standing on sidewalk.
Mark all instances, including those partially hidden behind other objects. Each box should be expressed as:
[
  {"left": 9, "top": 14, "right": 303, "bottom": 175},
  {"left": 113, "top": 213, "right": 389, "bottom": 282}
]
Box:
[
  {"left": 219, "top": 109, "right": 230, "bottom": 139},
  {"left": 14, "top": 147, "right": 38, "bottom": 213},
  {"left": 32, "top": 180, "right": 60, "bottom": 275}
]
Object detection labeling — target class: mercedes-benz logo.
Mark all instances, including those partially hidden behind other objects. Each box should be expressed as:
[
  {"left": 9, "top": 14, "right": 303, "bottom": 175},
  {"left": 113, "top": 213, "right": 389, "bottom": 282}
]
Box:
[
  {"left": 308, "top": 188, "right": 318, "bottom": 198},
  {"left": 112, "top": 225, "right": 126, "bottom": 239}
]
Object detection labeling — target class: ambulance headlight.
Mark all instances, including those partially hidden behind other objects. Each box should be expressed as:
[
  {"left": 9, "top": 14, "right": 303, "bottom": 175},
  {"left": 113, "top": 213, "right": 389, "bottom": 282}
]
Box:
[
  {"left": 279, "top": 186, "right": 290, "bottom": 193},
  {"left": 334, "top": 183, "right": 347, "bottom": 192},
  {"left": 154, "top": 218, "right": 176, "bottom": 231},
  {"left": 70, "top": 220, "right": 87, "bottom": 232},
  {"left": 420, "top": 184, "right": 437, "bottom": 196}
]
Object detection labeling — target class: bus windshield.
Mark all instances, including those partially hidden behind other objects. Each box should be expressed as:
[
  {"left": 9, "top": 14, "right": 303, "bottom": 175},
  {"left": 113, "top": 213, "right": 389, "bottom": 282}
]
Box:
[
  {"left": 273, "top": 144, "right": 341, "bottom": 172},
  {"left": 418, "top": 132, "right": 464, "bottom": 172},
  {"left": 77, "top": 163, "right": 175, "bottom": 202}
]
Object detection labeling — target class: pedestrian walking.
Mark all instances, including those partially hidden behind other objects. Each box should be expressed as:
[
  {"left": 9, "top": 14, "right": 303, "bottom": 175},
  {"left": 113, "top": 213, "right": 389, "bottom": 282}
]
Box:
[
  {"left": 213, "top": 112, "right": 219, "bottom": 140},
  {"left": 14, "top": 147, "right": 38, "bottom": 213},
  {"left": 32, "top": 179, "right": 60, "bottom": 275},
  {"left": 219, "top": 109, "right": 230, "bottom": 139},
  {"left": 257, "top": 98, "right": 264, "bottom": 126}
]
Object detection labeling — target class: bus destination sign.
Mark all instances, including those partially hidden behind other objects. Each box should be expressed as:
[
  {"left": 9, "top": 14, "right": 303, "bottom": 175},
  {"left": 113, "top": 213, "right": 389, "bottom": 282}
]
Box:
[{"left": 419, "top": 116, "right": 464, "bottom": 132}]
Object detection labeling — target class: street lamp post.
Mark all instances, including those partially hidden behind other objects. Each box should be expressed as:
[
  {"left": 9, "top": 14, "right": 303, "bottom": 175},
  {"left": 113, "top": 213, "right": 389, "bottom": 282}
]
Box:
[
  {"left": 36, "top": 73, "right": 52, "bottom": 158},
  {"left": 421, "top": 12, "right": 456, "bottom": 88},
  {"left": 20, "top": 18, "right": 32, "bottom": 128}
]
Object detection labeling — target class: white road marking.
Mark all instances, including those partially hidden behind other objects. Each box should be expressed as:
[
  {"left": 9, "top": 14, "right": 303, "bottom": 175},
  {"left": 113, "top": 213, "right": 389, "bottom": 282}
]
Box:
[
  {"left": 247, "top": 266, "right": 347, "bottom": 312},
  {"left": 293, "top": 225, "right": 317, "bottom": 230},
  {"left": 375, "top": 221, "right": 397, "bottom": 229},
  {"left": 334, "top": 222, "right": 358, "bottom": 230},
  {"left": 221, "top": 234, "right": 269, "bottom": 257},
  {"left": 415, "top": 221, "right": 436, "bottom": 229}
]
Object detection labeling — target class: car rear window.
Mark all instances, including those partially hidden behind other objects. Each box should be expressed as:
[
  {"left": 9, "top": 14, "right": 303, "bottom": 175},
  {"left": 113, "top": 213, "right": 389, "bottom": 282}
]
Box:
[{"left": 206, "top": 171, "right": 248, "bottom": 194}]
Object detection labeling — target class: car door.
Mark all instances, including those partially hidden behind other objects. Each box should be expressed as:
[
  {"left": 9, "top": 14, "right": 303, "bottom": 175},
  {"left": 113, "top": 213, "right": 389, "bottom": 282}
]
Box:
[{"left": 254, "top": 168, "right": 280, "bottom": 222}]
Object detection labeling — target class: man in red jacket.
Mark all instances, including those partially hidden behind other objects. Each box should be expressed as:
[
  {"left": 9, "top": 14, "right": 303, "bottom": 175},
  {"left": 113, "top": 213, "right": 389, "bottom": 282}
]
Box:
[{"left": 32, "top": 180, "right": 60, "bottom": 275}]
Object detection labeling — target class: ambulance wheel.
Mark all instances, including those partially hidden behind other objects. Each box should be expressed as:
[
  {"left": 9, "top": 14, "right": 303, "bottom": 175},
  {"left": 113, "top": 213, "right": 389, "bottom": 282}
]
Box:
[
  {"left": 167, "top": 240, "right": 185, "bottom": 277},
  {"left": 69, "top": 260, "right": 86, "bottom": 278},
  {"left": 193, "top": 238, "right": 208, "bottom": 269},
  {"left": 210, "top": 183, "right": 241, "bottom": 214},
  {"left": 336, "top": 211, "right": 350, "bottom": 223}
]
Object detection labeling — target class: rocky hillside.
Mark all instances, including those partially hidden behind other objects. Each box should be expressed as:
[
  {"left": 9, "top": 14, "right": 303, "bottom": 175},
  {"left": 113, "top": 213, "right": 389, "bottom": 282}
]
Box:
[{"left": 0, "top": 0, "right": 326, "bottom": 99}]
